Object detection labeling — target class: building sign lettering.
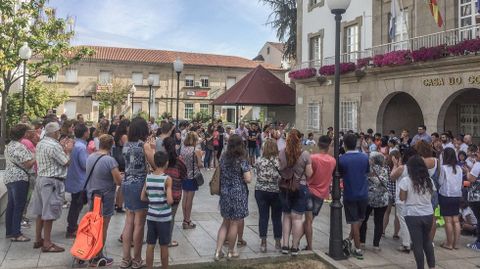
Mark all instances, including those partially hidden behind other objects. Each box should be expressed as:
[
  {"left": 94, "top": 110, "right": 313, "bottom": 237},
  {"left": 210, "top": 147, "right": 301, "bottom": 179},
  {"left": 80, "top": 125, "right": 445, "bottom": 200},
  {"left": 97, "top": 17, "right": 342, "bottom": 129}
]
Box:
[{"left": 423, "top": 75, "right": 480, "bottom": 86}]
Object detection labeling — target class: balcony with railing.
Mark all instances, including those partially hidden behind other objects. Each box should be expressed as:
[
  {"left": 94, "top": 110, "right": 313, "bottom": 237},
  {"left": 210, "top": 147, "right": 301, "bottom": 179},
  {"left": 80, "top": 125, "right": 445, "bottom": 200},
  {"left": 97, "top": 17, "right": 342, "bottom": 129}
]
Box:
[{"left": 290, "top": 24, "right": 480, "bottom": 80}]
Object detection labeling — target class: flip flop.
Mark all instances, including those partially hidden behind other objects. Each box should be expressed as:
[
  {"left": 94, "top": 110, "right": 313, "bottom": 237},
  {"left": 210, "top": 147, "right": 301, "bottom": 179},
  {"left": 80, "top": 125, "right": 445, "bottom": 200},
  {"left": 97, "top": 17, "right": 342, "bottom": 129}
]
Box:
[
  {"left": 11, "top": 235, "right": 31, "bottom": 242},
  {"left": 440, "top": 243, "right": 453, "bottom": 250},
  {"left": 237, "top": 239, "right": 247, "bottom": 247},
  {"left": 41, "top": 243, "right": 65, "bottom": 253}
]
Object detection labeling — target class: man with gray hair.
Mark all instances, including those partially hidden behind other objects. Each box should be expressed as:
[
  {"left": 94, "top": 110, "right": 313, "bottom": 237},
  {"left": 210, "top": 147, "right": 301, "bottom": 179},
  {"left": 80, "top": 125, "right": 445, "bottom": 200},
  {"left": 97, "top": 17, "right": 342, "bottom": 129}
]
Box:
[{"left": 29, "top": 122, "right": 73, "bottom": 253}]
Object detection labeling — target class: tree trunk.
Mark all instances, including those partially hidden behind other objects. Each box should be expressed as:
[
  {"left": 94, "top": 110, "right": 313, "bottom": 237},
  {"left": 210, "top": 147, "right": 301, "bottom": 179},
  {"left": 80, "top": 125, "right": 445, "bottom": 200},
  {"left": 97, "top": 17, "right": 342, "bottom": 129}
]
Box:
[
  {"left": 0, "top": 83, "right": 10, "bottom": 154},
  {"left": 110, "top": 103, "right": 114, "bottom": 120}
]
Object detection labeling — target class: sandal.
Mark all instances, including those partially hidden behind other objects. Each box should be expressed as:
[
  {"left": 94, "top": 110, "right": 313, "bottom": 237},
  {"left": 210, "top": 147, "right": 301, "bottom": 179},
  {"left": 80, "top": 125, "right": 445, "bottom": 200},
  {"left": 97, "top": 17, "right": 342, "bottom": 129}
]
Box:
[
  {"left": 393, "top": 235, "right": 400, "bottom": 240},
  {"left": 182, "top": 220, "right": 196, "bottom": 229},
  {"left": 41, "top": 243, "right": 65, "bottom": 253},
  {"left": 33, "top": 239, "right": 44, "bottom": 249},
  {"left": 237, "top": 239, "right": 247, "bottom": 247},
  {"left": 120, "top": 258, "right": 132, "bottom": 269},
  {"left": 131, "top": 259, "right": 144, "bottom": 269},
  {"left": 168, "top": 241, "right": 179, "bottom": 247},
  {"left": 11, "top": 235, "right": 31, "bottom": 242}
]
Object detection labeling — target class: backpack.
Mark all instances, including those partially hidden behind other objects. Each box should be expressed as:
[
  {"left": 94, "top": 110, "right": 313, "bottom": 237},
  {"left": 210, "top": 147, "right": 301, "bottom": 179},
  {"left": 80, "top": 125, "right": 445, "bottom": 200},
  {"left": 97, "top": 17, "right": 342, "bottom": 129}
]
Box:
[{"left": 70, "top": 195, "right": 104, "bottom": 261}]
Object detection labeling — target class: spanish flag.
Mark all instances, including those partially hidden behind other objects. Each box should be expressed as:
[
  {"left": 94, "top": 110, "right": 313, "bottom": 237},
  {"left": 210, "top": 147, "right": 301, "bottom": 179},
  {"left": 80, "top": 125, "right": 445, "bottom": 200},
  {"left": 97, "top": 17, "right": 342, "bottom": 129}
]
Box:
[{"left": 427, "top": 0, "right": 443, "bottom": 27}]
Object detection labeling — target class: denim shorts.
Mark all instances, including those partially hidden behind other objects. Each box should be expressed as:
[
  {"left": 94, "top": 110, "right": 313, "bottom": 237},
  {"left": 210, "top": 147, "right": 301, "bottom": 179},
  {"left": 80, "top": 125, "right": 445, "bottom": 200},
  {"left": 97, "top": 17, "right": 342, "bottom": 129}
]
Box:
[
  {"left": 147, "top": 220, "right": 171, "bottom": 246},
  {"left": 122, "top": 180, "right": 148, "bottom": 211},
  {"left": 248, "top": 147, "right": 256, "bottom": 157},
  {"left": 279, "top": 184, "right": 308, "bottom": 214},
  {"left": 182, "top": 178, "right": 198, "bottom": 191},
  {"left": 306, "top": 191, "right": 324, "bottom": 217}
]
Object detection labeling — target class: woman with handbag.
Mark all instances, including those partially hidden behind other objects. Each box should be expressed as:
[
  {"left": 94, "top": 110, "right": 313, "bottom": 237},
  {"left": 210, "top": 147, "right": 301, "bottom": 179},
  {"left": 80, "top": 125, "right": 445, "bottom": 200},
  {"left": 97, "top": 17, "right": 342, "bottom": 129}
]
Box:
[
  {"left": 163, "top": 137, "right": 187, "bottom": 247},
  {"left": 359, "top": 152, "right": 390, "bottom": 252},
  {"left": 214, "top": 135, "right": 252, "bottom": 261},
  {"left": 4, "top": 124, "right": 36, "bottom": 242},
  {"left": 180, "top": 131, "right": 204, "bottom": 229},
  {"left": 85, "top": 134, "right": 123, "bottom": 266},
  {"left": 278, "top": 129, "right": 313, "bottom": 256}
]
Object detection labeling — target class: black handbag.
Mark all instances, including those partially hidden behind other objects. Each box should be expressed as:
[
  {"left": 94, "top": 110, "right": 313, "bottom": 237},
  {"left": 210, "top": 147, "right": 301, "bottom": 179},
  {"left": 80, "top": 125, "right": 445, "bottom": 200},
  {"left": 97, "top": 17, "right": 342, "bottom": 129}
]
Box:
[
  {"left": 78, "top": 154, "right": 106, "bottom": 205},
  {"left": 192, "top": 152, "right": 205, "bottom": 187}
]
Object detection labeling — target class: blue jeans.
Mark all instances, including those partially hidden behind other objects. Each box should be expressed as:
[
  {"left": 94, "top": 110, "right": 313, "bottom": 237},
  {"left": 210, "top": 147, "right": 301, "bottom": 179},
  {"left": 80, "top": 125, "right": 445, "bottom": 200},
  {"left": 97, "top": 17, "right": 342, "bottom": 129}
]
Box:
[
  {"left": 255, "top": 190, "right": 282, "bottom": 239},
  {"left": 204, "top": 148, "right": 213, "bottom": 168},
  {"left": 5, "top": 180, "right": 29, "bottom": 237}
]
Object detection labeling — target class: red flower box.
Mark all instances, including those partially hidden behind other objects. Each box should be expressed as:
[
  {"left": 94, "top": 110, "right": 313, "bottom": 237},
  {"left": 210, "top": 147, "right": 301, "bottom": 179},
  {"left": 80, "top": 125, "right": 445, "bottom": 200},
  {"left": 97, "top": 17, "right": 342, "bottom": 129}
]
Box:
[
  {"left": 319, "top": 62, "right": 356, "bottom": 76},
  {"left": 288, "top": 68, "right": 317, "bottom": 79},
  {"left": 411, "top": 45, "right": 447, "bottom": 62}
]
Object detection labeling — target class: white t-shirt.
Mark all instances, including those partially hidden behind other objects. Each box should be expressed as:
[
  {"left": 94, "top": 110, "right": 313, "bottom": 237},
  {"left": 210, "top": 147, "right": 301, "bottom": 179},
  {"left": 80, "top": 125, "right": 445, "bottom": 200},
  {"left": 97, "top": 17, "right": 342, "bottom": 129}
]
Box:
[
  {"left": 466, "top": 157, "right": 476, "bottom": 169},
  {"left": 460, "top": 143, "right": 469, "bottom": 153},
  {"left": 395, "top": 165, "right": 409, "bottom": 205},
  {"left": 470, "top": 162, "right": 480, "bottom": 178},
  {"left": 461, "top": 207, "right": 478, "bottom": 226},
  {"left": 442, "top": 142, "right": 455, "bottom": 150},
  {"left": 438, "top": 165, "right": 463, "bottom": 197},
  {"left": 399, "top": 176, "right": 435, "bottom": 216}
]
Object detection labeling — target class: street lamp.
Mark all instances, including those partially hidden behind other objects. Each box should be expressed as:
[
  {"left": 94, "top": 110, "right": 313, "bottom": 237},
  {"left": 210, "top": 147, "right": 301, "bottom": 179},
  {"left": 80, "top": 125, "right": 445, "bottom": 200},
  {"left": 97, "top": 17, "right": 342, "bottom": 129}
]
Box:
[
  {"left": 173, "top": 58, "right": 184, "bottom": 127},
  {"left": 147, "top": 77, "right": 154, "bottom": 120},
  {"left": 326, "top": 0, "right": 351, "bottom": 261},
  {"left": 130, "top": 84, "right": 136, "bottom": 117},
  {"left": 19, "top": 42, "right": 32, "bottom": 115}
]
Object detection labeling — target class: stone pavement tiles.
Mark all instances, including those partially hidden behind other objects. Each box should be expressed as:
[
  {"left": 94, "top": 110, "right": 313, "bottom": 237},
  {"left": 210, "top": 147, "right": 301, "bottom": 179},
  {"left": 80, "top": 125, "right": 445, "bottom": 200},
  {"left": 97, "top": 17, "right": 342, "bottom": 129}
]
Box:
[{"left": 0, "top": 169, "right": 479, "bottom": 268}]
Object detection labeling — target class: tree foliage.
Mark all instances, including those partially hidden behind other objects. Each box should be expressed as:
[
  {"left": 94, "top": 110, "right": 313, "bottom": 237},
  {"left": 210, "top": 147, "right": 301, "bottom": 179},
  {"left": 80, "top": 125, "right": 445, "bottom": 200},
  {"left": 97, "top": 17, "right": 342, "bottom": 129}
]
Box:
[
  {"left": 260, "top": 0, "right": 297, "bottom": 60},
  {"left": 95, "top": 78, "right": 131, "bottom": 118},
  {"left": 7, "top": 79, "right": 68, "bottom": 126},
  {"left": 0, "top": 0, "right": 94, "bottom": 152},
  {"left": 193, "top": 111, "right": 211, "bottom": 123}
]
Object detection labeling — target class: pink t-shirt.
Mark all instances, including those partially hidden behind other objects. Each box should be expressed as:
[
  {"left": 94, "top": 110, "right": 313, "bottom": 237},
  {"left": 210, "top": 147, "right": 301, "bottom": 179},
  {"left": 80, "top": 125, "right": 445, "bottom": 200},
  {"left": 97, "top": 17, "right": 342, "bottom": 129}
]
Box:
[
  {"left": 308, "top": 153, "right": 336, "bottom": 199},
  {"left": 20, "top": 138, "right": 37, "bottom": 172}
]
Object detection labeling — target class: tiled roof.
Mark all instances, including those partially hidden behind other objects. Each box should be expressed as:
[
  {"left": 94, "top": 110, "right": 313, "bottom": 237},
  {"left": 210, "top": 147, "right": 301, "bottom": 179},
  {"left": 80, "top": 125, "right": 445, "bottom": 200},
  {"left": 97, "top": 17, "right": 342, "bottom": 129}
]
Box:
[
  {"left": 267, "top": 42, "right": 285, "bottom": 52},
  {"left": 79, "top": 45, "right": 283, "bottom": 71}
]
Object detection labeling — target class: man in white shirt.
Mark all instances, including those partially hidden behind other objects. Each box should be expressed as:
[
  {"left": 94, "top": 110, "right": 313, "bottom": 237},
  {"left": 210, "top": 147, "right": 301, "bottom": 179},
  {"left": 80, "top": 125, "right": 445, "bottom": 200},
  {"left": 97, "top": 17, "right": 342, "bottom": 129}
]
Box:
[{"left": 441, "top": 132, "right": 454, "bottom": 150}]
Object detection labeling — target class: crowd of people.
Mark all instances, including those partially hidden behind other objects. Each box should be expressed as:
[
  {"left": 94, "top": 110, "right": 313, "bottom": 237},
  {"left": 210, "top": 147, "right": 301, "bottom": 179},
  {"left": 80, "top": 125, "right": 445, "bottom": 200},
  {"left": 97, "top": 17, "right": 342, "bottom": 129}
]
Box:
[{"left": 3, "top": 111, "right": 480, "bottom": 269}]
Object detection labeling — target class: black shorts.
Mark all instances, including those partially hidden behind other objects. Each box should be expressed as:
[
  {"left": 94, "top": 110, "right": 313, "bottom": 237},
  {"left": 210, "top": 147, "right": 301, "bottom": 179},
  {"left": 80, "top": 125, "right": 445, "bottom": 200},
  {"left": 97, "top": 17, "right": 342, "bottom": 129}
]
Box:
[
  {"left": 438, "top": 194, "right": 460, "bottom": 217},
  {"left": 147, "top": 220, "right": 171, "bottom": 246},
  {"left": 344, "top": 199, "right": 368, "bottom": 224}
]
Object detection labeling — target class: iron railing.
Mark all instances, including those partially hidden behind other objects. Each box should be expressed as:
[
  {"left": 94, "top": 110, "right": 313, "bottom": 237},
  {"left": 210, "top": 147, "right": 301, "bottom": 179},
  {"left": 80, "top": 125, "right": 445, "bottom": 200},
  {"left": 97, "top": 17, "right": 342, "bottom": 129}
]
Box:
[{"left": 293, "top": 24, "right": 480, "bottom": 71}]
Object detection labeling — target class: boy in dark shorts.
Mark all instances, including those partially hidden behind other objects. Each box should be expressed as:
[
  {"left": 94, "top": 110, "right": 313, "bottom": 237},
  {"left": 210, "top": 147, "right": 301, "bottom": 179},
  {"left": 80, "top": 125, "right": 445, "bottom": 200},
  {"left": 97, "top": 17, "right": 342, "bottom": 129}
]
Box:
[
  {"left": 141, "top": 152, "right": 174, "bottom": 269},
  {"left": 339, "top": 134, "right": 369, "bottom": 259}
]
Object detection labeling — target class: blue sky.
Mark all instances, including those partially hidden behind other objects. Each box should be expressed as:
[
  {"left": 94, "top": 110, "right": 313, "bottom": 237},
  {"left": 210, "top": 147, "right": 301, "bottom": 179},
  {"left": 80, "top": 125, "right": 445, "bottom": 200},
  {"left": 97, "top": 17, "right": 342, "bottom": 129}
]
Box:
[{"left": 49, "top": 0, "right": 279, "bottom": 59}]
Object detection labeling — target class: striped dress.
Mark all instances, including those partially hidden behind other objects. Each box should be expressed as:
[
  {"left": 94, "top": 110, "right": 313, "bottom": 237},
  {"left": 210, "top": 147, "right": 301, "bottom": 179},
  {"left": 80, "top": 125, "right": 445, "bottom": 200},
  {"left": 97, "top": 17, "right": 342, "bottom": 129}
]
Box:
[{"left": 146, "top": 173, "right": 172, "bottom": 222}]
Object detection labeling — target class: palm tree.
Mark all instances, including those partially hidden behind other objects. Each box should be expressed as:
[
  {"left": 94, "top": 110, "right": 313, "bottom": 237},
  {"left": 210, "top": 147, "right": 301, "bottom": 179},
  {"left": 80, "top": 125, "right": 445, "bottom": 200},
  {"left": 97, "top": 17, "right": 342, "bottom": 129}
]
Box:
[{"left": 260, "top": 0, "right": 297, "bottom": 60}]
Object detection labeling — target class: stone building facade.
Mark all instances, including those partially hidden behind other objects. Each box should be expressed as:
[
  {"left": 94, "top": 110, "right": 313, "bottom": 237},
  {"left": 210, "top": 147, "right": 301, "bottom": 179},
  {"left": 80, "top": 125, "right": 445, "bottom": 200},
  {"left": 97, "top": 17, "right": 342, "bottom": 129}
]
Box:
[
  {"left": 294, "top": 0, "right": 480, "bottom": 140},
  {"left": 44, "top": 46, "right": 284, "bottom": 123}
]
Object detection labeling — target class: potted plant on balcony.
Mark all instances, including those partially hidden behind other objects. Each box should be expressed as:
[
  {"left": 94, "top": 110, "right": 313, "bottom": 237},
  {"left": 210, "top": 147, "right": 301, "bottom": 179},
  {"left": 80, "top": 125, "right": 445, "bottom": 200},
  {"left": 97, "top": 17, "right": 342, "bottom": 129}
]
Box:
[
  {"left": 411, "top": 45, "right": 447, "bottom": 62},
  {"left": 288, "top": 67, "right": 317, "bottom": 80}
]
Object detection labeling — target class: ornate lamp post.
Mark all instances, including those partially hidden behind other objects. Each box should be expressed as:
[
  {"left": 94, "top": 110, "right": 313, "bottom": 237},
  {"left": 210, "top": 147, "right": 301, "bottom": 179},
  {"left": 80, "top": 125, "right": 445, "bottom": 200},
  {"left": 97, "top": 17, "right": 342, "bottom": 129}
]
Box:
[
  {"left": 19, "top": 42, "right": 32, "bottom": 115},
  {"left": 173, "top": 58, "right": 184, "bottom": 126},
  {"left": 147, "top": 77, "right": 154, "bottom": 119},
  {"left": 326, "top": 0, "right": 351, "bottom": 260},
  {"left": 130, "top": 84, "right": 136, "bottom": 116}
]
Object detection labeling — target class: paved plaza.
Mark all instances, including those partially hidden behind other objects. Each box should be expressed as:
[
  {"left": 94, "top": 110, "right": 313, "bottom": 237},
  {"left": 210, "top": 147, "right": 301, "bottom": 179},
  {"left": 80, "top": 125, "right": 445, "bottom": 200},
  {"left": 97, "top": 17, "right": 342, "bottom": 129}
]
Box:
[{"left": 0, "top": 170, "right": 479, "bottom": 269}]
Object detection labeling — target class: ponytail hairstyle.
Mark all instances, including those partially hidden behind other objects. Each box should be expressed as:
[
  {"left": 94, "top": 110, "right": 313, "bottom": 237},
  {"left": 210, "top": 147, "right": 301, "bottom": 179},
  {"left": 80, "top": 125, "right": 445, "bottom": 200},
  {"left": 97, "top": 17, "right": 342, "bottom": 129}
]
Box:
[
  {"left": 285, "top": 129, "right": 302, "bottom": 167},
  {"left": 406, "top": 155, "right": 434, "bottom": 195}
]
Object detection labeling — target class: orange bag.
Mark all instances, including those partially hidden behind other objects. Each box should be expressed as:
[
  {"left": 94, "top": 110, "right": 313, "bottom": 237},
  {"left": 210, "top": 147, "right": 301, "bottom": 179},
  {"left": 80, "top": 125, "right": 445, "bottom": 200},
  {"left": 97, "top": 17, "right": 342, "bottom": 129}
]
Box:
[{"left": 70, "top": 195, "right": 104, "bottom": 261}]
